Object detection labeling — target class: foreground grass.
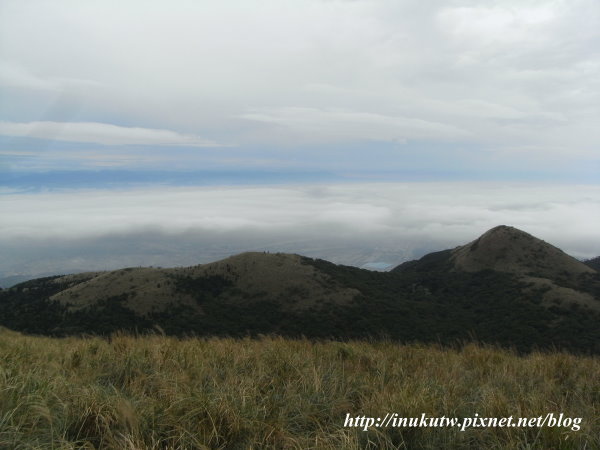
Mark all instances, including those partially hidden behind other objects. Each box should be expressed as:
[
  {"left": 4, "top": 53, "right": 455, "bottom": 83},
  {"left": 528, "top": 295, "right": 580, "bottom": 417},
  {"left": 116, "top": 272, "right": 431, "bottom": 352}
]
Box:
[{"left": 0, "top": 328, "right": 598, "bottom": 449}]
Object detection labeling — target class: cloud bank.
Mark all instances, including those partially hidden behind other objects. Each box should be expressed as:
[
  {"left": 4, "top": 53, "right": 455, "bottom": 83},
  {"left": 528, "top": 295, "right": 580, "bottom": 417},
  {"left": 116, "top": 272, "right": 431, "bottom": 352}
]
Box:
[
  {"left": 240, "top": 107, "right": 470, "bottom": 143},
  {"left": 1, "top": 182, "right": 599, "bottom": 279},
  {"left": 0, "top": 121, "right": 222, "bottom": 146}
]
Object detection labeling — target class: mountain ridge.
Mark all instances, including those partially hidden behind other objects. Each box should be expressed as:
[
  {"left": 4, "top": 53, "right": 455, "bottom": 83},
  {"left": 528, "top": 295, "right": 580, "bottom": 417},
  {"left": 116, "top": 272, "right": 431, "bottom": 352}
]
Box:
[{"left": 1, "top": 225, "right": 599, "bottom": 353}]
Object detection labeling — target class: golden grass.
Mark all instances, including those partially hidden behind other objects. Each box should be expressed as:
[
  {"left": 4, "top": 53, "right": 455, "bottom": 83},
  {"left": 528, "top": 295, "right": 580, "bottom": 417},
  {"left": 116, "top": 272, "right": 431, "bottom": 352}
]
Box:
[{"left": 0, "top": 328, "right": 597, "bottom": 449}]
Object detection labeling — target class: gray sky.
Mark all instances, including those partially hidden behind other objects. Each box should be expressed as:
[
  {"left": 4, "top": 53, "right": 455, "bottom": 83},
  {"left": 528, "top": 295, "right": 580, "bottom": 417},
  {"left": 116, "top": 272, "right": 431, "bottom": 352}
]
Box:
[{"left": 1, "top": 0, "right": 599, "bottom": 174}]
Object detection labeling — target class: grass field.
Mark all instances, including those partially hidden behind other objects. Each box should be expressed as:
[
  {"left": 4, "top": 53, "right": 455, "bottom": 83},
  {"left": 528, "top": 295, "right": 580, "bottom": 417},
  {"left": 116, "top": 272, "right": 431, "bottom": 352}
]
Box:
[{"left": 0, "top": 328, "right": 598, "bottom": 449}]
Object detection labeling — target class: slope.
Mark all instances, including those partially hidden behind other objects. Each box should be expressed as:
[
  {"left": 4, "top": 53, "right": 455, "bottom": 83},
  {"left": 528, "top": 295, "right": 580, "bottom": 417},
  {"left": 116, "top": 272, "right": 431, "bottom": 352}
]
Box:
[{"left": 1, "top": 227, "right": 599, "bottom": 353}]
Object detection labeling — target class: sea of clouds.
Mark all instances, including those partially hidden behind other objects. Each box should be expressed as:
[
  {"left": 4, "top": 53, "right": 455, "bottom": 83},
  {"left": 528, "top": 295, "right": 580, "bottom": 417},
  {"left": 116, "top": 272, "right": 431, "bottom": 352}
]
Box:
[{"left": 2, "top": 182, "right": 599, "bottom": 281}]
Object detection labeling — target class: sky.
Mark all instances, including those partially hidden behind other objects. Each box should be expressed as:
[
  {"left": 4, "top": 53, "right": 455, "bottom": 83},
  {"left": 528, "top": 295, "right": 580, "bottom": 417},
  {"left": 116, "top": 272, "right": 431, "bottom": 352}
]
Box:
[{"left": 1, "top": 0, "right": 599, "bottom": 279}]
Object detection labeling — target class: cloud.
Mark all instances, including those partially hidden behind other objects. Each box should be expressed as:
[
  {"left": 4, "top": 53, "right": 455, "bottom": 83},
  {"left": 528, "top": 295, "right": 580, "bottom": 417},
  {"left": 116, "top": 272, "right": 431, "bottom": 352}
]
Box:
[
  {"left": 0, "top": 61, "right": 57, "bottom": 91},
  {"left": 0, "top": 60, "right": 102, "bottom": 91},
  {"left": 0, "top": 121, "right": 225, "bottom": 147},
  {"left": 1, "top": 183, "right": 599, "bottom": 267},
  {"left": 436, "top": 5, "right": 558, "bottom": 45},
  {"left": 240, "top": 107, "right": 469, "bottom": 143},
  {"left": 0, "top": 0, "right": 599, "bottom": 172}
]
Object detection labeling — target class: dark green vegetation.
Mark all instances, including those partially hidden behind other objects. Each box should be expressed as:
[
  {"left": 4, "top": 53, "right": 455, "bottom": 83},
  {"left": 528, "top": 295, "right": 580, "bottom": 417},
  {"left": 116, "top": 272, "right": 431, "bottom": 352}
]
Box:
[
  {"left": 585, "top": 256, "right": 600, "bottom": 272},
  {"left": 1, "top": 226, "right": 599, "bottom": 354},
  {"left": 301, "top": 252, "right": 600, "bottom": 354}
]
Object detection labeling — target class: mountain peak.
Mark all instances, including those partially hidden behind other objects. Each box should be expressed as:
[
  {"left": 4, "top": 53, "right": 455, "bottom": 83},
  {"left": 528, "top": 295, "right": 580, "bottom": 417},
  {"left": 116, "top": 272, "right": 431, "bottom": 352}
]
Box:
[
  {"left": 451, "top": 225, "right": 595, "bottom": 277},
  {"left": 485, "top": 224, "right": 521, "bottom": 234}
]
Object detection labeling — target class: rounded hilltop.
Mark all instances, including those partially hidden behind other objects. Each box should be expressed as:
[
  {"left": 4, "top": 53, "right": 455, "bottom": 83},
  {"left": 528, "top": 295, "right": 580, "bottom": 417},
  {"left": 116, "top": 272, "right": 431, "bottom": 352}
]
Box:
[
  {"left": 49, "top": 251, "right": 359, "bottom": 316},
  {"left": 451, "top": 225, "right": 595, "bottom": 279}
]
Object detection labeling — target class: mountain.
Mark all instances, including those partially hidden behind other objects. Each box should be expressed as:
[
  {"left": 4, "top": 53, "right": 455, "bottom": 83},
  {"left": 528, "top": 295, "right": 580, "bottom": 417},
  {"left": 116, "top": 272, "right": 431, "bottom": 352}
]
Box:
[
  {"left": 585, "top": 256, "right": 600, "bottom": 272},
  {"left": 451, "top": 225, "right": 598, "bottom": 311},
  {"left": 49, "top": 252, "right": 358, "bottom": 315},
  {"left": 451, "top": 225, "right": 594, "bottom": 277},
  {"left": 0, "top": 274, "right": 51, "bottom": 289},
  {"left": 1, "top": 226, "right": 599, "bottom": 353}
]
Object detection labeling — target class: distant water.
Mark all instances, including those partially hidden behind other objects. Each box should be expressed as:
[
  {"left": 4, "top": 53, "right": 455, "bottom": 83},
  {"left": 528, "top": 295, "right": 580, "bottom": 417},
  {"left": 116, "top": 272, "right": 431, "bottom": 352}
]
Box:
[{"left": 361, "top": 262, "right": 394, "bottom": 271}]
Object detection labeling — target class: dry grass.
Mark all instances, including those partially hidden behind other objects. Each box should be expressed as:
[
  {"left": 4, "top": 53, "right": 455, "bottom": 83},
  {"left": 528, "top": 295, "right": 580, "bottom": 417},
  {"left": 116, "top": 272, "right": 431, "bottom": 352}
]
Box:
[
  {"left": 50, "top": 267, "right": 198, "bottom": 315},
  {"left": 50, "top": 252, "right": 358, "bottom": 315},
  {"left": 0, "top": 328, "right": 598, "bottom": 449}
]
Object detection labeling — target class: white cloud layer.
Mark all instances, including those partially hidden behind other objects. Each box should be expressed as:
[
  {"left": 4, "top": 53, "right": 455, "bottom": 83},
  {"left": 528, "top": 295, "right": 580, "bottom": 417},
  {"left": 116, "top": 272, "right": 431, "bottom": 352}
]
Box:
[
  {"left": 240, "top": 107, "right": 469, "bottom": 143},
  {"left": 1, "top": 182, "right": 599, "bottom": 262},
  {"left": 0, "top": 121, "right": 222, "bottom": 146}
]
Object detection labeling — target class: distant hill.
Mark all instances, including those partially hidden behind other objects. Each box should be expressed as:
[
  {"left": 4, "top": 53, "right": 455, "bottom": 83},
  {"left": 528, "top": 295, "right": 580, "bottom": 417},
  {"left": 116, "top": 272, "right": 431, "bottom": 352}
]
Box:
[
  {"left": 1, "top": 226, "right": 599, "bottom": 353},
  {"left": 450, "top": 225, "right": 598, "bottom": 311},
  {"left": 585, "top": 256, "right": 600, "bottom": 272},
  {"left": 0, "top": 274, "right": 58, "bottom": 289},
  {"left": 451, "top": 225, "right": 594, "bottom": 277},
  {"left": 49, "top": 253, "right": 358, "bottom": 315}
]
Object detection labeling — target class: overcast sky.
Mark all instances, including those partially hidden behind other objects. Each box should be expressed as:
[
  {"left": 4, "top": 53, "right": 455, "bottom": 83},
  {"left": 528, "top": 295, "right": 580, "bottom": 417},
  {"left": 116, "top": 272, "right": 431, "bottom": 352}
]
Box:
[
  {"left": 1, "top": 1, "right": 599, "bottom": 277},
  {"left": 1, "top": 0, "right": 599, "bottom": 176}
]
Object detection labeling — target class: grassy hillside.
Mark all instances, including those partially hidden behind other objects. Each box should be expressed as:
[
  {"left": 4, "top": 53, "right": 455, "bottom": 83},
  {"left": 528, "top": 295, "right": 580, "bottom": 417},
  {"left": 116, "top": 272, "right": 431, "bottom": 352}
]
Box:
[
  {"left": 451, "top": 225, "right": 595, "bottom": 278},
  {"left": 1, "top": 227, "right": 599, "bottom": 354},
  {"left": 304, "top": 255, "right": 600, "bottom": 354},
  {"left": 0, "top": 329, "right": 597, "bottom": 449},
  {"left": 48, "top": 253, "right": 357, "bottom": 314},
  {"left": 450, "top": 226, "right": 599, "bottom": 312},
  {"left": 1, "top": 253, "right": 599, "bottom": 354}
]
